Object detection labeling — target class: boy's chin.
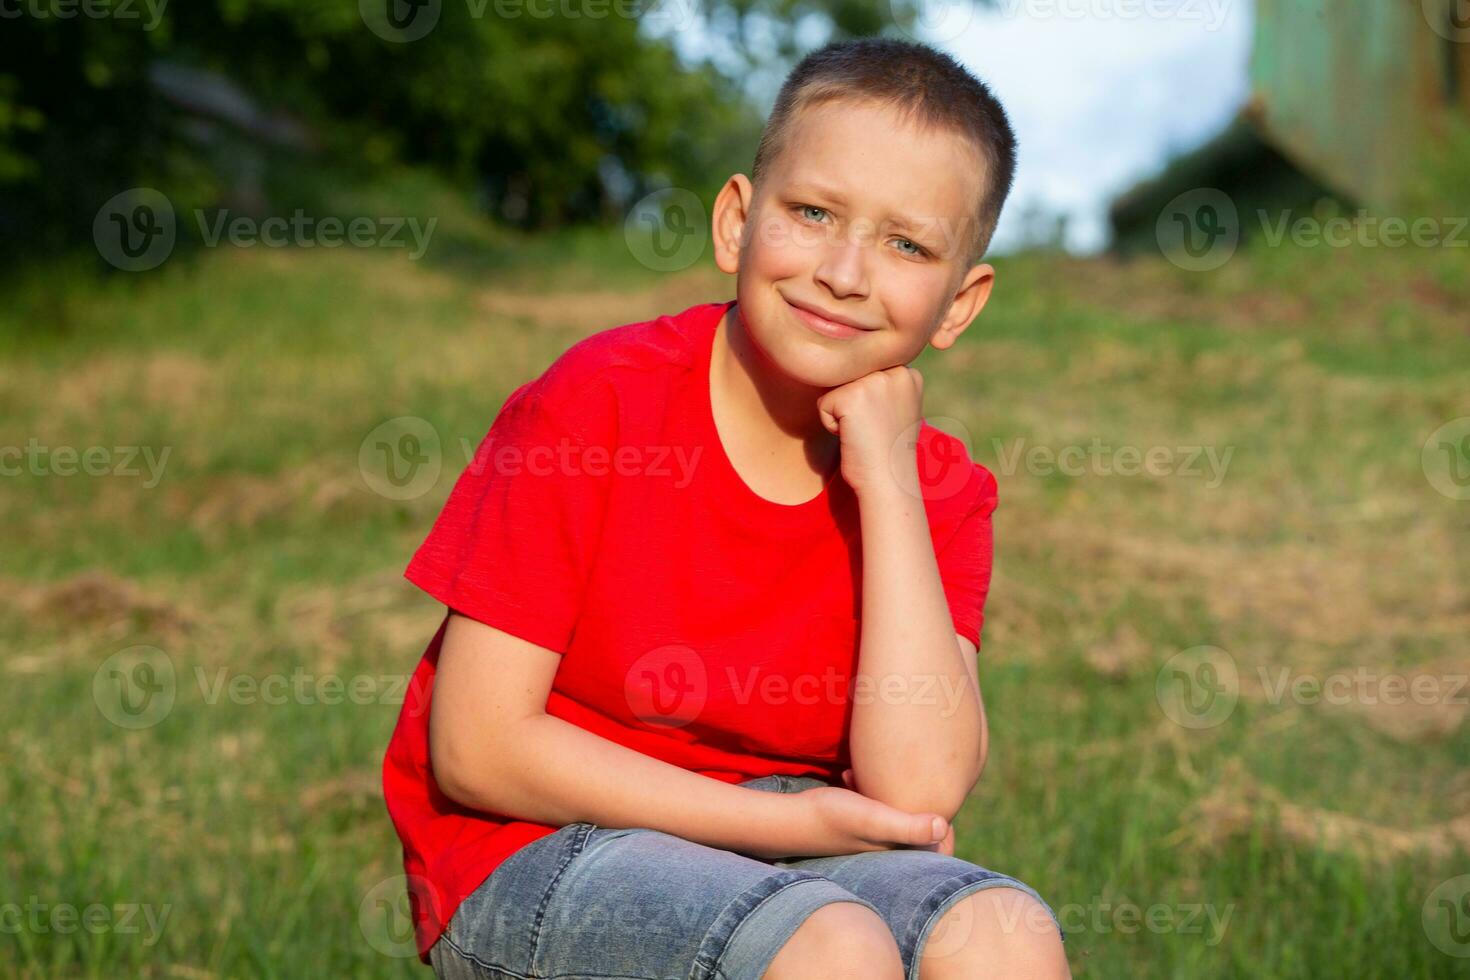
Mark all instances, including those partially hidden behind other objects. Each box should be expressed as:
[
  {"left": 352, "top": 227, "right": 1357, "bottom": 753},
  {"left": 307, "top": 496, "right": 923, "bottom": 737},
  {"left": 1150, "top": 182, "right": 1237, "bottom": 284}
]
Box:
[{"left": 766, "top": 344, "right": 874, "bottom": 390}]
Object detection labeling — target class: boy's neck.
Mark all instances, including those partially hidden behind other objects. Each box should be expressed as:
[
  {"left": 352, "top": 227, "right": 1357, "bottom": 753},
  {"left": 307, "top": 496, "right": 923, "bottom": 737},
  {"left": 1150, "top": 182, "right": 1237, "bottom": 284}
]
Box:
[{"left": 714, "top": 302, "right": 841, "bottom": 479}]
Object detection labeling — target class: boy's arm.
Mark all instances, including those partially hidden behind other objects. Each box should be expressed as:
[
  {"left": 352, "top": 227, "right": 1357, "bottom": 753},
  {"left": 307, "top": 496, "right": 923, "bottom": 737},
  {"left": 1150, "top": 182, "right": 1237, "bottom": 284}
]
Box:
[
  {"left": 431, "top": 613, "right": 945, "bottom": 859},
  {"left": 847, "top": 480, "right": 988, "bottom": 824},
  {"left": 431, "top": 614, "right": 804, "bottom": 857},
  {"left": 817, "top": 367, "right": 988, "bottom": 825},
  {"left": 457, "top": 711, "right": 807, "bottom": 857}
]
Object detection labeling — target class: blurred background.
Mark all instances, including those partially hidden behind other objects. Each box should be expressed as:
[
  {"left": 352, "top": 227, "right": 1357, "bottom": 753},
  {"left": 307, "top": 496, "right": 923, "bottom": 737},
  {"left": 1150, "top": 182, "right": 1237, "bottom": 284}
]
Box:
[{"left": 2, "top": 1, "right": 1468, "bottom": 977}]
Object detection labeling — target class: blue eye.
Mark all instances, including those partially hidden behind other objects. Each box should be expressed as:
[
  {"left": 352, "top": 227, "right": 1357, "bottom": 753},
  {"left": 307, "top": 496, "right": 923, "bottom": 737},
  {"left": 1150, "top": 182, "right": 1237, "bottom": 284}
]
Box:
[{"left": 797, "top": 205, "right": 827, "bottom": 222}]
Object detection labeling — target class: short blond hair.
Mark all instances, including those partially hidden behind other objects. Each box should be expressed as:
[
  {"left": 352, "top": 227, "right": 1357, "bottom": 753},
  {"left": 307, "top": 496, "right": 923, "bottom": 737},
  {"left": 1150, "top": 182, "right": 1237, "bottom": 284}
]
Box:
[{"left": 752, "top": 37, "right": 1019, "bottom": 265}]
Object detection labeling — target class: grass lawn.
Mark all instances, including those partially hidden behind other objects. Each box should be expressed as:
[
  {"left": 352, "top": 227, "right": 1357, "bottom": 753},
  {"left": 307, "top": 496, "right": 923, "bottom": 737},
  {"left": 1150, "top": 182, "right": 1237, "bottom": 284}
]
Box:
[{"left": 2, "top": 178, "right": 1468, "bottom": 977}]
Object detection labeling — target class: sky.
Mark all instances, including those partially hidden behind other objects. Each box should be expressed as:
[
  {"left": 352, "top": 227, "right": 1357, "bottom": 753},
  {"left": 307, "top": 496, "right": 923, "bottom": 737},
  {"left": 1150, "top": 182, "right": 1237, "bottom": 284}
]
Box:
[
  {"left": 651, "top": 0, "right": 1257, "bottom": 255},
  {"left": 943, "top": 0, "right": 1256, "bottom": 253}
]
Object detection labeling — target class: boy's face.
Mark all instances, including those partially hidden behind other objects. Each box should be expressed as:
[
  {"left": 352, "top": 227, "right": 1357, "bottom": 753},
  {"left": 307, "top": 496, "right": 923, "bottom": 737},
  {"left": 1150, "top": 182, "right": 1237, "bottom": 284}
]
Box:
[{"left": 713, "top": 98, "right": 997, "bottom": 389}]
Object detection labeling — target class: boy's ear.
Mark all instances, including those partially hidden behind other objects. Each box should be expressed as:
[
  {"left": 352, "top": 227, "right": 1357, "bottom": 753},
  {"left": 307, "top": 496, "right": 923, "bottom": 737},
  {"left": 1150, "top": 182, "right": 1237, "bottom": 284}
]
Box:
[
  {"left": 930, "top": 263, "right": 996, "bottom": 351},
  {"left": 712, "top": 174, "right": 755, "bottom": 276}
]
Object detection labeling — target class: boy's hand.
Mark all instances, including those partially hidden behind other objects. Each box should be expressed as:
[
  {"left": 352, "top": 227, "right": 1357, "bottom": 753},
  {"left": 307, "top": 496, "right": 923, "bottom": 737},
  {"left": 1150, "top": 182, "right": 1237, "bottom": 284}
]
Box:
[
  {"left": 816, "top": 366, "right": 924, "bottom": 499},
  {"left": 839, "top": 767, "right": 956, "bottom": 856},
  {"left": 776, "top": 779, "right": 950, "bottom": 859}
]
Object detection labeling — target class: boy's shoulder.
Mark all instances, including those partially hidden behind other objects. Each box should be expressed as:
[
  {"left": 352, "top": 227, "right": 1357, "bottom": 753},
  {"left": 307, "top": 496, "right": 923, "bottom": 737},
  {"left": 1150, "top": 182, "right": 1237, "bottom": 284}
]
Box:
[
  {"left": 522, "top": 299, "right": 725, "bottom": 414},
  {"left": 915, "top": 420, "right": 999, "bottom": 519}
]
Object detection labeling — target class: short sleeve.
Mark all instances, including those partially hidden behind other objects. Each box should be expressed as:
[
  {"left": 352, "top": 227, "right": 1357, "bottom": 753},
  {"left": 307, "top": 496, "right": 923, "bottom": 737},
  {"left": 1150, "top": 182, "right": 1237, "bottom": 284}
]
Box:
[
  {"left": 403, "top": 383, "right": 611, "bottom": 654},
  {"left": 934, "top": 466, "right": 998, "bottom": 650}
]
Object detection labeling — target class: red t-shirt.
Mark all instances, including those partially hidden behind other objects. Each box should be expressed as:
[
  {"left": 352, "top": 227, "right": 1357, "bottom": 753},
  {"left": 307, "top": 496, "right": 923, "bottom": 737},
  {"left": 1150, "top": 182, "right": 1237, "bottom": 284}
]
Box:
[{"left": 381, "top": 299, "right": 1000, "bottom": 962}]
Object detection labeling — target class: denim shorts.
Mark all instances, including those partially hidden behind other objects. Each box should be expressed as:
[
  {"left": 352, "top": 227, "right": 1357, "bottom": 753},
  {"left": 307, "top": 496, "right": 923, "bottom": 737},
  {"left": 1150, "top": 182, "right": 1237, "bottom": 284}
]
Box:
[{"left": 429, "top": 774, "right": 1063, "bottom": 980}]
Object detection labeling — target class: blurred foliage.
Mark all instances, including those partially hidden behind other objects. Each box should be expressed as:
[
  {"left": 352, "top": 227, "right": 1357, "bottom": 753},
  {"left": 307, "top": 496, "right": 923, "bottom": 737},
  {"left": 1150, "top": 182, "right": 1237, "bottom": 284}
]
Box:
[{"left": 0, "top": 0, "right": 953, "bottom": 264}]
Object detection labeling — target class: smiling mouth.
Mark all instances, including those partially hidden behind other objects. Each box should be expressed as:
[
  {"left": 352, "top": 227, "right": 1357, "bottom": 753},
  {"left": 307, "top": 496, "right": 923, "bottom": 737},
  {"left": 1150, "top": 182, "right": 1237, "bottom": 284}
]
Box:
[{"left": 785, "top": 299, "right": 872, "bottom": 340}]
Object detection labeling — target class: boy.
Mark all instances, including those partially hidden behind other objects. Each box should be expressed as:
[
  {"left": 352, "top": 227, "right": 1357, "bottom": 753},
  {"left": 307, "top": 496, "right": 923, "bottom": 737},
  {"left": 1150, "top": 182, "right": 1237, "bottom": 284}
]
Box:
[{"left": 383, "top": 36, "right": 1068, "bottom": 980}]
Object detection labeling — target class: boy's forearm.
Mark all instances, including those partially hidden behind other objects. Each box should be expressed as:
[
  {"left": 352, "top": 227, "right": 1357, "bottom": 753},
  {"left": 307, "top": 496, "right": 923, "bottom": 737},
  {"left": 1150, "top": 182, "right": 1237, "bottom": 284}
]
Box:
[
  {"left": 447, "top": 712, "right": 805, "bottom": 858},
  {"left": 849, "top": 478, "right": 986, "bottom": 822}
]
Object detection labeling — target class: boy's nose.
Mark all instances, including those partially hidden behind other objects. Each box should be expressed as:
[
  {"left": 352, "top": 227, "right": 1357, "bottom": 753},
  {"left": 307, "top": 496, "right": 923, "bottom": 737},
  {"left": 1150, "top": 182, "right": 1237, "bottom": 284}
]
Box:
[{"left": 814, "top": 243, "right": 869, "bottom": 298}]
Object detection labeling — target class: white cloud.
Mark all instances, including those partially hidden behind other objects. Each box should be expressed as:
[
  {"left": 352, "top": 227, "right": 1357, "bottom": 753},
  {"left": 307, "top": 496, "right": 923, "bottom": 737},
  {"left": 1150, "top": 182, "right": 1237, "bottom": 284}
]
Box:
[{"left": 945, "top": 0, "right": 1256, "bottom": 252}]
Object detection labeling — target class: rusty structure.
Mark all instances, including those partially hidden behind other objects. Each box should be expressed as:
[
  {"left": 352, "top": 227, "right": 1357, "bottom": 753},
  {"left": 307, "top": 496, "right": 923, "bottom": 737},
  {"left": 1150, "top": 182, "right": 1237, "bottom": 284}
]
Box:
[{"left": 1109, "top": 0, "right": 1470, "bottom": 253}]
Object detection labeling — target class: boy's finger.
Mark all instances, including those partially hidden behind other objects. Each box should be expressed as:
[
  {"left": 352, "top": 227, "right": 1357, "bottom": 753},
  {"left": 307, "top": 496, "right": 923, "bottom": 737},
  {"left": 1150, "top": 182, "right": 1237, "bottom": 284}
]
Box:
[{"left": 875, "top": 809, "right": 947, "bottom": 847}]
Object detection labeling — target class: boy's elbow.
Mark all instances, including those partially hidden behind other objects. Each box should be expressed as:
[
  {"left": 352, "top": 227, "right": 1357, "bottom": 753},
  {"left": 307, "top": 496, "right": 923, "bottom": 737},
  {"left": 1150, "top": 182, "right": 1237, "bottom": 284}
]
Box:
[
  {"left": 430, "top": 736, "right": 496, "bottom": 810},
  {"left": 430, "top": 747, "right": 473, "bottom": 808}
]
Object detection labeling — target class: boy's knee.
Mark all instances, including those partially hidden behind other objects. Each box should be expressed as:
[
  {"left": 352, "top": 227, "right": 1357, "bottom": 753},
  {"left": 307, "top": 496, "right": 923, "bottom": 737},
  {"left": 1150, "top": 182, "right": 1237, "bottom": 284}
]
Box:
[
  {"left": 764, "top": 901, "right": 903, "bottom": 980},
  {"left": 918, "top": 886, "right": 1069, "bottom": 980}
]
